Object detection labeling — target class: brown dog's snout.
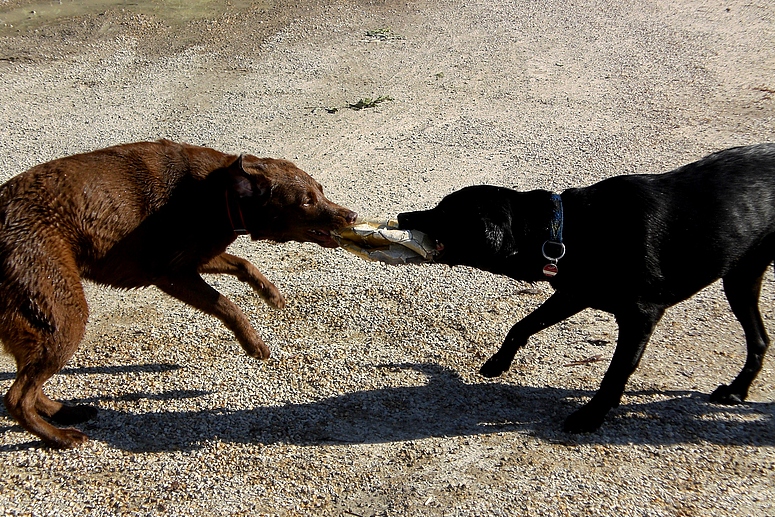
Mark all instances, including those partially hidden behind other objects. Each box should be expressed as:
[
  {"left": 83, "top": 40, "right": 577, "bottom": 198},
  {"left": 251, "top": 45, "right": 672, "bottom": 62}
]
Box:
[
  {"left": 324, "top": 200, "right": 357, "bottom": 227},
  {"left": 342, "top": 208, "right": 358, "bottom": 225}
]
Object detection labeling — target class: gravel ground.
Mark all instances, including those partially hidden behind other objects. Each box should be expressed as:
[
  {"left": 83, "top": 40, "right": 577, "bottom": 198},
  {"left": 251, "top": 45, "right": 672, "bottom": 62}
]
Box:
[{"left": 1, "top": 0, "right": 774, "bottom": 515}]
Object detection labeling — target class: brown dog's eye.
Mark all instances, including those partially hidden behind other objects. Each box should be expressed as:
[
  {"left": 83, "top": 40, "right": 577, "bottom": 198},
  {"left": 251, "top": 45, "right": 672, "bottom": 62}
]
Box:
[{"left": 301, "top": 193, "right": 316, "bottom": 208}]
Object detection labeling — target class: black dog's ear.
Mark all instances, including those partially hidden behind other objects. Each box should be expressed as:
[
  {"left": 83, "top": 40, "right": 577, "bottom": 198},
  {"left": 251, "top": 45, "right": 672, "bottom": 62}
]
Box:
[
  {"left": 227, "top": 154, "right": 271, "bottom": 200},
  {"left": 483, "top": 218, "right": 517, "bottom": 257}
]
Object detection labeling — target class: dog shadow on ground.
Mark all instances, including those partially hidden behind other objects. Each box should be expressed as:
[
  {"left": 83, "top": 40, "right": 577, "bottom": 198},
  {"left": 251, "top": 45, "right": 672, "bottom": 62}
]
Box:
[{"left": 0, "top": 362, "right": 772, "bottom": 452}]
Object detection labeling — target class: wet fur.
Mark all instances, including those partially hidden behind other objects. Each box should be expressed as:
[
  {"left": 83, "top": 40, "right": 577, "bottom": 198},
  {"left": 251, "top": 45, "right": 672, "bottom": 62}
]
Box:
[{"left": 0, "top": 139, "right": 356, "bottom": 448}]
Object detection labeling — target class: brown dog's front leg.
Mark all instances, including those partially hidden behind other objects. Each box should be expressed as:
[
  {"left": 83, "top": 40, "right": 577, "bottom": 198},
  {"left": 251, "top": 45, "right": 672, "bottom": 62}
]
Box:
[
  {"left": 480, "top": 291, "right": 587, "bottom": 378},
  {"left": 156, "top": 274, "right": 270, "bottom": 359},
  {"left": 199, "top": 253, "right": 286, "bottom": 309}
]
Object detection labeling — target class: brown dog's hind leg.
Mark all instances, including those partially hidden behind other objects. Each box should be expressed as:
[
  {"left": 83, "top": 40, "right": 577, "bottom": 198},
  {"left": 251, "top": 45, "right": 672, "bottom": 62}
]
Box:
[
  {"left": 5, "top": 368, "right": 89, "bottom": 449},
  {"left": 199, "top": 253, "right": 286, "bottom": 309},
  {"left": 36, "top": 390, "right": 98, "bottom": 425},
  {"left": 5, "top": 322, "right": 91, "bottom": 449},
  {"left": 156, "top": 273, "right": 271, "bottom": 359},
  {"left": 2, "top": 267, "right": 92, "bottom": 448}
]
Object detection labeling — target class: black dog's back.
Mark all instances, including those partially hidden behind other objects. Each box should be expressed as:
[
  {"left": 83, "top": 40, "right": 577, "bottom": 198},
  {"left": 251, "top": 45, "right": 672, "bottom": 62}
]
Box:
[
  {"left": 398, "top": 143, "right": 774, "bottom": 433},
  {"left": 559, "top": 144, "right": 775, "bottom": 305}
]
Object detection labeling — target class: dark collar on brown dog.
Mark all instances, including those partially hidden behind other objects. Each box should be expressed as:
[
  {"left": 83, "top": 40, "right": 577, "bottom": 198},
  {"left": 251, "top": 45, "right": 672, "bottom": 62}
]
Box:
[{"left": 226, "top": 190, "right": 249, "bottom": 235}]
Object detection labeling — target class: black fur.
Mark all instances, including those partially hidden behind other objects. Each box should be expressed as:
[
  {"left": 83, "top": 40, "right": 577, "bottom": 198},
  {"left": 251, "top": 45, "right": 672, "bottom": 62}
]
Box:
[{"left": 398, "top": 144, "right": 775, "bottom": 433}]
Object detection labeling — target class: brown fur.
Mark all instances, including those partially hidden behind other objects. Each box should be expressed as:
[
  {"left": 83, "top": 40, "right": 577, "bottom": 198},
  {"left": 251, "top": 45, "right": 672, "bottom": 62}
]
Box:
[{"left": 0, "top": 139, "right": 356, "bottom": 448}]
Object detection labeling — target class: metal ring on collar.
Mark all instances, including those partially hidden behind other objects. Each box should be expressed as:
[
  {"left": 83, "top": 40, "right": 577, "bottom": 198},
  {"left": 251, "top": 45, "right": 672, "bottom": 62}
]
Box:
[{"left": 542, "top": 240, "right": 566, "bottom": 261}]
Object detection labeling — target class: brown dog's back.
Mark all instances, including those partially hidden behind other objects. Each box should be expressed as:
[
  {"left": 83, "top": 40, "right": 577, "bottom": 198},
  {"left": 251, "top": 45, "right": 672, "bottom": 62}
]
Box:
[
  {"left": 0, "top": 141, "right": 232, "bottom": 333},
  {"left": 0, "top": 140, "right": 232, "bottom": 263}
]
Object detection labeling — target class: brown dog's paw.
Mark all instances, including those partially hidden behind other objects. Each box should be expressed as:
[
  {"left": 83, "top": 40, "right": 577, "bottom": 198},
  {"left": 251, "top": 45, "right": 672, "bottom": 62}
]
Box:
[
  {"left": 241, "top": 340, "right": 271, "bottom": 360},
  {"left": 45, "top": 427, "right": 90, "bottom": 449},
  {"left": 249, "top": 280, "right": 285, "bottom": 310},
  {"left": 50, "top": 404, "right": 98, "bottom": 425},
  {"left": 261, "top": 287, "right": 286, "bottom": 310}
]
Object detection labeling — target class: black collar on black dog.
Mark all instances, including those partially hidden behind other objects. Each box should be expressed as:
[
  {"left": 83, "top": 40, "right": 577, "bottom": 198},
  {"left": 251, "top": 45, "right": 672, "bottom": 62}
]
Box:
[
  {"left": 226, "top": 190, "right": 249, "bottom": 235},
  {"left": 541, "top": 193, "right": 566, "bottom": 277}
]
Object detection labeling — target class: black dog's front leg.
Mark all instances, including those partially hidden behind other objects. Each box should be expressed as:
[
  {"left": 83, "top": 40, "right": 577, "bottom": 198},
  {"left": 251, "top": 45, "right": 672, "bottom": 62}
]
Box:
[
  {"left": 563, "top": 304, "right": 664, "bottom": 433},
  {"left": 480, "top": 291, "right": 587, "bottom": 378}
]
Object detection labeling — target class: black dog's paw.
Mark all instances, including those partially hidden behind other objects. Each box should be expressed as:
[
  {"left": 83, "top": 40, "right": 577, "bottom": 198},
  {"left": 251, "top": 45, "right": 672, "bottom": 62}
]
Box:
[
  {"left": 709, "top": 384, "right": 745, "bottom": 405},
  {"left": 562, "top": 407, "right": 607, "bottom": 433},
  {"left": 479, "top": 353, "right": 513, "bottom": 378},
  {"left": 50, "top": 404, "right": 98, "bottom": 425}
]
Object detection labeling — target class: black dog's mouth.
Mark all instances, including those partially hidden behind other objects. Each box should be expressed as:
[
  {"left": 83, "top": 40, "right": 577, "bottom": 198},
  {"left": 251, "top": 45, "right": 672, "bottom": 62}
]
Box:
[
  {"left": 418, "top": 232, "right": 447, "bottom": 262},
  {"left": 397, "top": 210, "right": 446, "bottom": 258}
]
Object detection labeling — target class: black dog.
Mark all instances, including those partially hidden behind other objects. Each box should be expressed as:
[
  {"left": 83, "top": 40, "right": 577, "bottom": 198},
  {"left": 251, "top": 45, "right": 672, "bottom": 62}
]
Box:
[{"left": 398, "top": 144, "right": 774, "bottom": 432}]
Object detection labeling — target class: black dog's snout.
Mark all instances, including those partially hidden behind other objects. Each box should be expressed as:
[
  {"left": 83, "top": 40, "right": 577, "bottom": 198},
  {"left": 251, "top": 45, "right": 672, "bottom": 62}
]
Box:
[
  {"left": 398, "top": 209, "right": 434, "bottom": 231},
  {"left": 398, "top": 210, "right": 445, "bottom": 254}
]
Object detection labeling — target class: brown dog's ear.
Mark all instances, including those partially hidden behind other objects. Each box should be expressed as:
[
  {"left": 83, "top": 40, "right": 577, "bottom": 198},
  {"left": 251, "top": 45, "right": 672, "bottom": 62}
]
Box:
[{"left": 227, "top": 154, "right": 271, "bottom": 200}]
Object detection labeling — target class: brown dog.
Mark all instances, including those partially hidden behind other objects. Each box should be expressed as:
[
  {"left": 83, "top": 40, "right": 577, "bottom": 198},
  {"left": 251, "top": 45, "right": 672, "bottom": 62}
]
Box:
[{"left": 0, "top": 139, "right": 357, "bottom": 448}]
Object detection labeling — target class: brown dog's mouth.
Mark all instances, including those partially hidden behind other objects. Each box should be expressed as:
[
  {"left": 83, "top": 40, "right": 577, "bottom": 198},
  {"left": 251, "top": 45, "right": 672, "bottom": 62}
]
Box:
[{"left": 307, "top": 228, "right": 339, "bottom": 247}]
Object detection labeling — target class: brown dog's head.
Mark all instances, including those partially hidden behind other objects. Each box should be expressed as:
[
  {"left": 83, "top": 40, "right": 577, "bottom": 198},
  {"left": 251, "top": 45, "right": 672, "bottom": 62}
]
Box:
[{"left": 224, "top": 155, "right": 357, "bottom": 247}]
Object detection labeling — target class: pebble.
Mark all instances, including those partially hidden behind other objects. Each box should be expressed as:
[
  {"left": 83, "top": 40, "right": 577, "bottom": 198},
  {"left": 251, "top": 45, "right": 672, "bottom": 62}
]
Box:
[{"left": 0, "top": 0, "right": 774, "bottom": 516}]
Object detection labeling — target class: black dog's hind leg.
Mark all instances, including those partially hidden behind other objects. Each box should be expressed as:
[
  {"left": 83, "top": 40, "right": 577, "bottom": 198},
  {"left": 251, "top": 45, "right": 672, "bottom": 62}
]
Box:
[
  {"left": 711, "top": 262, "right": 771, "bottom": 404},
  {"left": 480, "top": 291, "right": 587, "bottom": 378},
  {"left": 563, "top": 304, "right": 664, "bottom": 433}
]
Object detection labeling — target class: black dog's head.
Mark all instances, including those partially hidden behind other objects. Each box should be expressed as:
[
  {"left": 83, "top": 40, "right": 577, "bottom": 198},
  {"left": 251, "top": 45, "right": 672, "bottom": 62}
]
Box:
[{"left": 398, "top": 186, "right": 522, "bottom": 272}]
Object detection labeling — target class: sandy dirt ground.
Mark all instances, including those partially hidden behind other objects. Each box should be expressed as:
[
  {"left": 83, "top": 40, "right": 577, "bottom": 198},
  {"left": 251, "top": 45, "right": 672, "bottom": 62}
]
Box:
[{"left": 0, "top": 0, "right": 774, "bottom": 515}]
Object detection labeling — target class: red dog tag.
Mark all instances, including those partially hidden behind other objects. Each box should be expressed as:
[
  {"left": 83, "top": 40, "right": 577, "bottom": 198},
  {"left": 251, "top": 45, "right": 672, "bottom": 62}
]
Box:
[{"left": 543, "top": 263, "right": 558, "bottom": 277}]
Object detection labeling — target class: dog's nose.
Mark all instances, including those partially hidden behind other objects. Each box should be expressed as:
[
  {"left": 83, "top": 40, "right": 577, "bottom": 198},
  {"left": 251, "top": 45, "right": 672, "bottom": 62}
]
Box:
[
  {"left": 398, "top": 209, "right": 434, "bottom": 230},
  {"left": 344, "top": 210, "right": 358, "bottom": 224}
]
